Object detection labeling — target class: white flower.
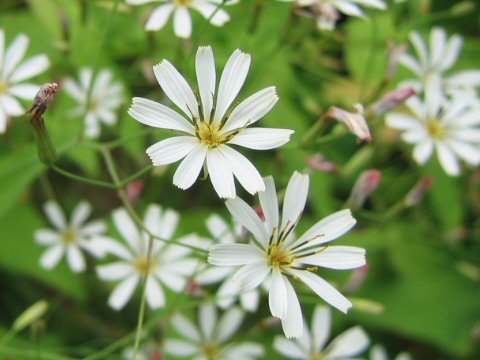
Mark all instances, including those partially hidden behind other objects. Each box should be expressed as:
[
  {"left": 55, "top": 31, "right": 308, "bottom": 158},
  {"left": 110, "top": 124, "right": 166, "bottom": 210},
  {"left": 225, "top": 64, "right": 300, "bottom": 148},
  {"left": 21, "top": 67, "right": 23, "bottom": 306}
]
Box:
[
  {"left": 195, "top": 214, "right": 261, "bottom": 312},
  {"left": 386, "top": 82, "right": 480, "bottom": 176},
  {"left": 274, "top": 305, "right": 369, "bottom": 359},
  {"left": 288, "top": 0, "right": 387, "bottom": 30},
  {"left": 0, "top": 29, "right": 50, "bottom": 133},
  {"left": 34, "top": 201, "right": 107, "bottom": 273},
  {"left": 399, "top": 27, "right": 480, "bottom": 95},
  {"left": 370, "top": 345, "right": 412, "bottom": 360},
  {"left": 129, "top": 46, "right": 293, "bottom": 199},
  {"left": 126, "top": 0, "right": 238, "bottom": 38},
  {"left": 164, "top": 303, "right": 264, "bottom": 360},
  {"left": 208, "top": 172, "right": 366, "bottom": 338},
  {"left": 63, "top": 68, "right": 124, "bottom": 138},
  {"left": 95, "top": 205, "right": 198, "bottom": 310}
]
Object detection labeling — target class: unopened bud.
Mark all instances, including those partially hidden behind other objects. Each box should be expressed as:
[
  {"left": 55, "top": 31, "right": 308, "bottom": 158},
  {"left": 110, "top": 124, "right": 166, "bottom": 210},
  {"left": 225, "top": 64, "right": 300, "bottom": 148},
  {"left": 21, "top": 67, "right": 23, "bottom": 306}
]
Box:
[
  {"left": 347, "top": 169, "right": 382, "bottom": 209},
  {"left": 306, "top": 153, "right": 337, "bottom": 172},
  {"left": 12, "top": 300, "right": 49, "bottom": 333},
  {"left": 329, "top": 105, "right": 372, "bottom": 143},
  {"left": 344, "top": 265, "right": 369, "bottom": 293},
  {"left": 27, "top": 83, "right": 58, "bottom": 119},
  {"left": 126, "top": 180, "right": 144, "bottom": 206},
  {"left": 370, "top": 87, "right": 416, "bottom": 116},
  {"left": 404, "top": 177, "right": 434, "bottom": 207}
]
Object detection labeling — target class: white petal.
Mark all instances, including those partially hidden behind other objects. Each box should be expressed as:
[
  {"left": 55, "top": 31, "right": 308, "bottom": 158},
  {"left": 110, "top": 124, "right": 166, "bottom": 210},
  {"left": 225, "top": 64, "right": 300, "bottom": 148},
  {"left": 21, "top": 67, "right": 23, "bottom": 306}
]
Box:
[
  {"left": 112, "top": 208, "right": 141, "bottom": 252},
  {"left": 385, "top": 113, "right": 422, "bottom": 131},
  {"left": 240, "top": 290, "right": 260, "bottom": 312},
  {"left": 296, "top": 209, "right": 356, "bottom": 248},
  {"left": 259, "top": 176, "right": 279, "bottom": 236},
  {"left": 281, "top": 172, "right": 309, "bottom": 233},
  {"left": 216, "top": 307, "right": 244, "bottom": 343},
  {"left": 173, "top": 7, "right": 192, "bottom": 39},
  {"left": 10, "top": 55, "right": 49, "bottom": 83},
  {"left": 164, "top": 339, "right": 199, "bottom": 356},
  {"left": 300, "top": 246, "right": 366, "bottom": 270},
  {"left": 145, "top": 277, "right": 166, "bottom": 309},
  {"left": 0, "top": 108, "right": 6, "bottom": 133},
  {"left": 409, "top": 31, "right": 428, "bottom": 69},
  {"left": 206, "top": 148, "right": 236, "bottom": 199},
  {"left": 446, "top": 70, "right": 480, "bottom": 88},
  {"left": 225, "top": 343, "right": 264, "bottom": 359},
  {"left": 429, "top": 27, "right": 447, "bottom": 69},
  {"left": 456, "top": 108, "right": 480, "bottom": 127},
  {"left": 63, "top": 78, "right": 86, "bottom": 103},
  {"left": 35, "top": 229, "right": 60, "bottom": 245},
  {"left": 145, "top": 4, "right": 174, "bottom": 31},
  {"left": 208, "top": 243, "right": 265, "bottom": 266},
  {"left": 233, "top": 262, "right": 270, "bottom": 290},
  {"left": 269, "top": 269, "right": 288, "bottom": 319},
  {"left": 199, "top": 303, "right": 217, "bottom": 340},
  {"left": 222, "top": 87, "right": 278, "bottom": 133},
  {"left": 196, "top": 266, "right": 232, "bottom": 285},
  {"left": 425, "top": 74, "right": 443, "bottom": 118},
  {"left": 217, "top": 145, "right": 265, "bottom": 195},
  {"left": 399, "top": 54, "right": 423, "bottom": 77},
  {"left": 438, "top": 34, "right": 462, "bottom": 72},
  {"left": 66, "top": 246, "right": 86, "bottom": 272},
  {"left": 0, "top": 95, "right": 24, "bottom": 116},
  {"left": 371, "top": 345, "right": 388, "bottom": 360},
  {"left": 275, "top": 336, "right": 306, "bottom": 359},
  {"left": 96, "top": 262, "right": 134, "bottom": 281},
  {"left": 44, "top": 201, "right": 66, "bottom": 229},
  {"left": 312, "top": 306, "right": 331, "bottom": 353},
  {"left": 39, "top": 245, "right": 64, "bottom": 270},
  {"left": 91, "top": 236, "right": 133, "bottom": 260},
  {"left": 325, "top": 326, "right": 370, "bottom": 358},
  {"left": 281, "top": 277, "right": 303, "bottom": 339},
  {"left": 157, "top": 271, "right": 187, "bottom": 292},
  {"left": 206, "top": 214, "right": 235, "bottom": 243},
  {"left": 146, "top": 136, "right": 198, "bottom": 166},
  {"left": 413, "top": 140, "right": 434, "bottom": 164},
  {"left": 173, "top": 144, "right": 207, "bottom": 189},
  {"left": 129, "top": 97, "right": 195, "bottom": 134},
  {"left": 228, "top": 128, "right": 294, "bottom": 150},
  {"left": 449, "top": 130, "right": 480, "bottom": 144},
  {"left": 7, "top": 84, "right": 39, "bottom": 99},
  {"left": 3, "top": 34, "right": 29, "bottom": 79},
  {"left": 153, "top": 60, "right": 198, "bottom": 118},
  {"left": 216, "top": 277, "right": 240, "bottom": 308},
  {"left": 0, "top": 30, "right": 4, "bottom": 72},
  {"left": 126, "top": 0, "right": 157, "bottom": 4},
  {"left": 335, "top": 2, "right": 364, "bottom": 17},
  {"left": 71, "top": 201, "right": 92, "bottom": 227},
  {"left": 447, "top": 140, "right": 480, "bottom": 166},
  {"left": 224, "top": 197, "right": 269, "bottom": 248},
  {"left": 171, "top": 313, "right": 201, "bottom": 341},
  {"left": 196, "top": 46, "right": 216, "bottom": 121},
  {"left": 80, "top": 220, "right": 107, "bottom": 237},
  {"left": 289, "top": 269, "right": 352, "bottom": 313},
  {"left": 157, "top": 207, "right": 180, "bottom": 240},
  {"left": 108, "top": 275, "right": 140, "bottom": 310},
  {"left": 213, "top": 49, "right": 251, "bottom": 124},
  {"left": 193, "top": 2, "right": 230, "bottom": 26},
  {"left": 436, "top": 142, "right": 461, "bottom": 176}
]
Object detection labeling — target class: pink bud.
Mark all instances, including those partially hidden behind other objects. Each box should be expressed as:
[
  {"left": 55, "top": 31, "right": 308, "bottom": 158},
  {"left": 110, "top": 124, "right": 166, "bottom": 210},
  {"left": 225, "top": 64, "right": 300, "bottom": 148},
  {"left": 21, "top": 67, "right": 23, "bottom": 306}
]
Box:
[
  {"left": 151, "top": 349, "right": 163, "bottom": 360},
  {"left": 370, "top": 87, "right": 416, "bottom": 116},
  {"left": 329, "top": 105, "right": 372, "bottom": 142},
  {"left": 344, "top": 265, "right": 369, "bottom": 293},
  {"left": 404, "top": 177, "right": 434, "bottom": 207},
  {"left": 348, "top": 170, "right": 382, "bottom": 208},
  {"left": 306, "top": 153, "right": 337, "bottom": 172},
  {"left": 126, "top": 180, "right": 144, "bottom": 205}
]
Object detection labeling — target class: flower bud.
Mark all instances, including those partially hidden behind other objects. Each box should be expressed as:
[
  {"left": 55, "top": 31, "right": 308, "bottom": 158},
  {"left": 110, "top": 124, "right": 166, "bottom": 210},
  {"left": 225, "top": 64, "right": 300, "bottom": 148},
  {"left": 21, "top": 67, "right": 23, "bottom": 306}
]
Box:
[
  {"left": 328, "top": 105, "right": 372, "bottom": 142},
  {"left": 404, "top": 177, "right": 434, "bottom": 207},
  {"left": 370, "top": 87, "right": 416, "bottom": 116},
  {"left": 12, "top": 300, "right": 49, "bottom": 333},
  {"left": 305, "top": 153, "right": 337, "bottom": 172},
  {"left": 347, "top": 169, "right": 382, "bottom": 209}
]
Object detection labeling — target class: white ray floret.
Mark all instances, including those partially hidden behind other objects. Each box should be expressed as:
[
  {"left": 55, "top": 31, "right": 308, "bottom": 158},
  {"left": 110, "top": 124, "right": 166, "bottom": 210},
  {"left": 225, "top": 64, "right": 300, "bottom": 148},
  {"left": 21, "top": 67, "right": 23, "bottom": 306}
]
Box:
[
  {"left": 126, "top": 0, "right": 238, "bottom": 38},
  {"left": 208, "top": 172, "right": 366, "bottom": 338},
  {"left": 94, "top": 204, "right": 198, "bottom": 310},
  {"left": 164, "top": 303, "right": 264, "bottom": 360},
  {"left": 34, "top": 201, "right": 107, "bottom": 273},
  {"left": 0, "top": 29, "right": 50, "bottom": 133},
  {"left": 370, "top": 344, "right": 413, "bottom": 360},
  {"left": 129, "top": 46, "right": 294, "bottom": 199},
  {"left": 64, "top": 68, "right": 124, "bottom": 138},
  {"left": 274, "top": 305, "right": 370, "bottom": 359}
]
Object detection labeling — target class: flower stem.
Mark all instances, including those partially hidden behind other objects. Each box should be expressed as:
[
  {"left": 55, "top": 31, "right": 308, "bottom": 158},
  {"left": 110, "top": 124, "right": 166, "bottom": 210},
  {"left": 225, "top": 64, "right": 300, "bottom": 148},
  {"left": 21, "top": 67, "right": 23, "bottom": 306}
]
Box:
[
  {"left": 299, "top": 111, "right": 331, "bottom": 150},
  {"left": 51, "top": 165, "right": 117, "bottom": 189}
]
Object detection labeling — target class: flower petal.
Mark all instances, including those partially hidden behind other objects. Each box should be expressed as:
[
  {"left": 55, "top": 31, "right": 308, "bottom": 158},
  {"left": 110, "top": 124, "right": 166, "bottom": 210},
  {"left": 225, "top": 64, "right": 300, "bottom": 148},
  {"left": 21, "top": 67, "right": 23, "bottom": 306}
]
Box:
[
  {"left": 129, "top": 97, "right": 195, "bottom": 134},
  {"left": 216, "top": 307, "right": 244, "bottom": 343},
  {"left": 193, "top": 2, "right": 230, "bottom": 26},
  {"left": 269, "top": 268, "right": 288, "bottom": 319},
  {"left": 228, "top": 128, "right": 294, "bottom": 150},
  {"left": 164, "top": 339, "right": 199, "bottom": 356},
  {"left": 281, "top": 277, "right": 303, "bottom": 339},
  {"left": 173, "top": 7, "right": 192, "bottom": 38},
  {"left": 40, "top": 245, "right": 64, "bottom": 270},
  {"left": 146, "top": 136, "right": 198, "bottom": 166},
  {"left": 325, "top": 326, "right": 370, "bottom": 358},
  {"left": 145, "top": 3, "right": 174, "bottom": 31},
  {"left": 312, "top": 306, "right": 331, "bottom": 353},
  {"left": 281, "top": 172, "right": 309, "bottom": 233},
  {"left": 232, "top": 261, "right": 270, "bottom": 290},
  {"left": 35, "top": 229, "right": 60, "bottom": 245},
  {"left": 44, "top": 201, "right": 66, "bottom": 230},
  {"left": 171, "top": 313, "right": 201, "bottom": 342},
  {"left": 145, "top": 277, "right": 166, "bottom": 309},
  {"left": 66, "top": 246, "right": 86, "bottom": 272},
  {"left": 436, "top": 142, "right": 461, "bottom": 176},
  {"left": 173, "top": 144, "right": 207, "bottom": 189},
  {"left": 208, "top": 243, "right": 265, "bottom": 266},
  {"left": 438, "top": 34, "right": 462, "bottom": 72},
  {"left": 273, "top": 336, "right": 306, "bottom": 358},
  {"left": 96, "top": 262, "right": 134, "bottom": 281},
  {"left": 10, "top": 55, "right": 49, "bottom": 83},
  {"left": 3, "top": 34, "right": 29, "bottom": 79},
  {"left": 199, "top": 303, "right": 217, "bottom": 340},
  {"left": 259, "top": 176, "right": 279, "bottom": 236},
  {"left": 299, "top": 246, "right": 366, "bottom": 270},
  {"left": 71, "top": 201, "right": 92, "bottom": 227},
  {"left": 112, "top": 208, "right": 141, "bottom": 252},
  {"left": 196, "top": 46, "right": 216, "bottom": 121},
  {"left": 206, "top": 148, "right": 236, "bottom": 199},
  {"left": 8, "top": 83, "right": 39, "bottom": 99},
  {"left": 413, "top": 139, "right": 434, "bottom": 164},
  {"left": 108, "top": 275, "right": 140, "bottom": 310}
]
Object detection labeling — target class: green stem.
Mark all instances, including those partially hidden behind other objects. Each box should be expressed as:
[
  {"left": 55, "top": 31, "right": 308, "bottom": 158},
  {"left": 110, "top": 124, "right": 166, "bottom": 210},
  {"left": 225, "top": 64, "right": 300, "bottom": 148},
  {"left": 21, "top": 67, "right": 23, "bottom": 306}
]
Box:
[
  {"left": 0, "top": 347, "right": 75, "bottom": 360},
  {"left": 119, "top": 165, "right": 154, "bottom": 188},
  {"left": 299, "top": 111, "right": 331, "bottom": 150},
  {"left": 51, "top": 165, "right": 117, "bottom": 189}
]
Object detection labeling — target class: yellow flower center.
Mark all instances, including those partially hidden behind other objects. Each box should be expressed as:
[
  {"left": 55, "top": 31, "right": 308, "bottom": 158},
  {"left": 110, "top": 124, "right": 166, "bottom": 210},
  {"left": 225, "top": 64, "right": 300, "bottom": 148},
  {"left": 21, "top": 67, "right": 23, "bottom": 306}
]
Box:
[
  {"left": 134, "top": 257, "right": 157, "bottom": 274},
  {"left": 310, "top": 354, "right": 326, "bottom": 360},
  {"left": 62, "top": 228, "right": 77, "bottom": 244},
  {"left": 196, "top": 122, "right": 228, "bottom": 149},
  {"left": 268, "top": 243, "right": 293, "bottom": 268},
  {"left": 427, "top": 120, "right": 445, "bottom": 139},
  {"left": 202, "top": 343, "right": 221, "bottom": 359},
  {"left": 0, "top": 82, "right": 6, "bottom": 94},
  {"left": 174, "top": 0, "right": 192, "bottom": 6}
]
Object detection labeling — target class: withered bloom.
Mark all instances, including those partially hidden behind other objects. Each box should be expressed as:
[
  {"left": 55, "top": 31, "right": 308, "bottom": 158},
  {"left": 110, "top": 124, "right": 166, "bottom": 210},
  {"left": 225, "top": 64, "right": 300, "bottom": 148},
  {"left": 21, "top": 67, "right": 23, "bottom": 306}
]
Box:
[{"left": 27, "top": 83, "right": 58, "bottom": 119}]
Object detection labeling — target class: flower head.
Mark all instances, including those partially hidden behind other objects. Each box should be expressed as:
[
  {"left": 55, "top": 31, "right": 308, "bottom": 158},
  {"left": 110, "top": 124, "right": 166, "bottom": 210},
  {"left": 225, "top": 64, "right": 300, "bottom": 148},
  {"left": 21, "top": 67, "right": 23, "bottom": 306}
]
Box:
[
  {"left": 370, "top": 345, "right": 412, "bottom": 360},
  {"left": 208, "top": 172, "right": 366, "bottom": 338},
  {"left": 126, "top": 0, "right": 238, "bottom": 38},
  {"left": 95, "top": 205, "right": 198, "bottom": 310},
  {"left": 34, "top": 201, "right": 107, "bottom": 272},
  {"left": 129, "top": 46, "right": 294, "bottom": 198},
  {"left": 274, "top": 305, "right": 370, "bottom": 359},
  {"left": 64, "top": 68, "right": 124, "bottom": 138},
  {"left": 0, "top": 29, "right": 50, "bottom": 133},
  {"left": 164, "top": 303, "right": 264, "bottom": 360},
  {"left": 386, "top": 82, "right": 480, "bottom": 176}
]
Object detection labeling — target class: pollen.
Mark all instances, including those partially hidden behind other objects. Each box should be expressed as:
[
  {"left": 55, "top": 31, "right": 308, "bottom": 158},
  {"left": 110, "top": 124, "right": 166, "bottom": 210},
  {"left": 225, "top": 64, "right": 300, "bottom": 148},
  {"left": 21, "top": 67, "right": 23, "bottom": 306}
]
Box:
[
  {"left": 196, "top": 122, "right": 227, "bottom": 148},
  {"left": 427, "top": 120, "right": 445, "bottom": 139},
  {"left": 0, "top": 82, "right": 6, "bottom": 94},
  {"left": 310, "top": 354, "right": 327, "bottom": 360},
  {"left": 62, "top": 228, "right": 77, "bottom": 244},
  {"left": 174, "top": 0, "right": 192, "bottom": 6},
  {"left": 268, "top": 243, "right": 293, "bottom": 268},
  {"left": 134, "top": 257, "right": 156, "bottom": 275},
  {"left": 202, "top": 342, "right": 221, "bottom": 359}
]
